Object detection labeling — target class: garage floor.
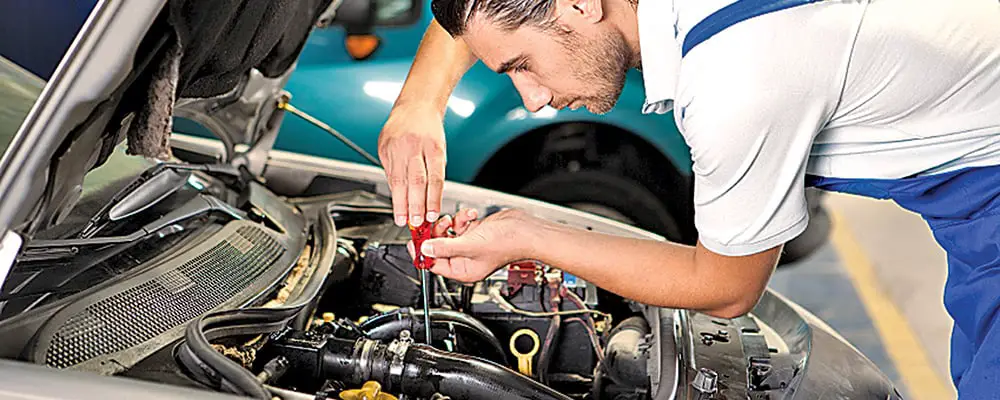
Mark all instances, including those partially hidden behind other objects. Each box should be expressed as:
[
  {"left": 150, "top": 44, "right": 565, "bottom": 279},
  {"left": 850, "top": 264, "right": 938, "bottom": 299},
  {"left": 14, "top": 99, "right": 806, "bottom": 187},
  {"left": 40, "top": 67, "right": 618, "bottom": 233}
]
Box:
[{"left": 770, "top": 192, "right": 957, "bottom": 400}]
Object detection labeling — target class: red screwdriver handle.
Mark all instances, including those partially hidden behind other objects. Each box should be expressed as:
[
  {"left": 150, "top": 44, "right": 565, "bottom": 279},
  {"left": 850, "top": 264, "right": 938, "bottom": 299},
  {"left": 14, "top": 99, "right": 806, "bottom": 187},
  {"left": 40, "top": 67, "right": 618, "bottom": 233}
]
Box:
[{"left": 409, "top": 221, "right": 435, "bottom": 270}]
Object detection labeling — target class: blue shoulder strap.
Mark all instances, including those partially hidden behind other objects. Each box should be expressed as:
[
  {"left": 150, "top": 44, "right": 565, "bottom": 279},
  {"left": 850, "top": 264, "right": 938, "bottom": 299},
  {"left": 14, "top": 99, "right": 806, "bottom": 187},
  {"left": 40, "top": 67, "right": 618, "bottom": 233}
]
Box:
[{"left": 682, "top": 0, "right": 823, "bottom": 57}]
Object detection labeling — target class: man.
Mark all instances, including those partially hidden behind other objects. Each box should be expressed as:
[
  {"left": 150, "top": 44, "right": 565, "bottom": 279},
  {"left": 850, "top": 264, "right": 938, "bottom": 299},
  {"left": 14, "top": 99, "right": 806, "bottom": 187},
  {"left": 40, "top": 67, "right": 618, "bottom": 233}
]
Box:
[{"left": 377, "top": 0, "right": 1000, "bottom": 396}]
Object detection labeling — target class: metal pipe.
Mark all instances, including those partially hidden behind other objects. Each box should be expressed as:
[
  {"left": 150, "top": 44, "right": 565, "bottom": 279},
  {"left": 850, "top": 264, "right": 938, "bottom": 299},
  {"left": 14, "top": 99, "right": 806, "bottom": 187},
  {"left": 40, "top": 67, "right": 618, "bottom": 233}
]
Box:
[{"left": 265, "top": 384, "right": 324, "bottom": 400}]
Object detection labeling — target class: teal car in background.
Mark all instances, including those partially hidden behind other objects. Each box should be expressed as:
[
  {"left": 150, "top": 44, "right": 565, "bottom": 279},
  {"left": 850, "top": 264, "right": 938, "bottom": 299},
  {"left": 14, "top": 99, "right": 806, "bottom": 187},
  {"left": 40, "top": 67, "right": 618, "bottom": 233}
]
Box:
[{"left": 174, "top": 0, "right": 829, "bottom": 263}]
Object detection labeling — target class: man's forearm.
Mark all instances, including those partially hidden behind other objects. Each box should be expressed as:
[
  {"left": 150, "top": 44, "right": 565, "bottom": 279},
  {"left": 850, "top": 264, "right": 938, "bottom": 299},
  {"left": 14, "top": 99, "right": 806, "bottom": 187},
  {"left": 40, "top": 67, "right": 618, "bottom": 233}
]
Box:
[
  {"left": 528, "top": 220, "right": 781, "bottom": 318},
  {"left": 394, "top": 20, "right": 478, "bottom": 117}
]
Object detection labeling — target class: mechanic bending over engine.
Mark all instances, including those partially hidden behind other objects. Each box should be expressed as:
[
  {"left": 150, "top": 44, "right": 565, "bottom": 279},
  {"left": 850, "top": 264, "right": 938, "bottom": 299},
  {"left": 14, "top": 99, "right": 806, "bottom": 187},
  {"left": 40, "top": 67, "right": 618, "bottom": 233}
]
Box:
[{"left": 376, "top": 0, "right": 1000, "bottom": 396}]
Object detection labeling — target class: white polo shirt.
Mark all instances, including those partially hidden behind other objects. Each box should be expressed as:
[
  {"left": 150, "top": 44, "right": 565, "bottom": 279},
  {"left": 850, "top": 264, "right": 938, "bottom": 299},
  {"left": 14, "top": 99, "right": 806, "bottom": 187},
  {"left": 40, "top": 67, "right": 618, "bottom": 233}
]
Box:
[{"left": 639, "top": 0, "right": 1000, "bottom": 256}]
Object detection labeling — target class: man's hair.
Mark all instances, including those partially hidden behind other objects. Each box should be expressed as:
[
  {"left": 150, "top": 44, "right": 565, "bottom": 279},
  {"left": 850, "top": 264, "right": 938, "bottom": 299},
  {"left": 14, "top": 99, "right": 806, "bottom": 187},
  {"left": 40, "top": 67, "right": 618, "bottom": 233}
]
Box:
[{"left": 431, "top": 0, "right": 557, "bottom": 36}]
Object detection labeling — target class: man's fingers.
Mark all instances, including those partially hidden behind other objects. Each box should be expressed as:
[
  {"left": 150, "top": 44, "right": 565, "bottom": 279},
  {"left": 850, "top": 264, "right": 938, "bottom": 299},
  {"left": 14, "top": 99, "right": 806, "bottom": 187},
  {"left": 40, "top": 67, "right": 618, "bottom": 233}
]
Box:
[
  {"left": 428, "top": 256, "right": 450, "bottom": 274},
  {"left": 429, "top": 258, "right": 457, "bottom": 279},
  {"left": 430, "top": 258, "right": 479, "bottom": 283},
  {"left": 452, "top": 208, "right": 479, "bottom": 235},
  {"left": 425, "top": 146, "right": 446, "bottom": 223},
  {"left": 421, "top": 236, "right": 474, "bottom": 259},
  {"left": 406, "top": 153, "right": 428, "bottom": 226},
  {"left": 386, "top": 152, "right": 408, "bottom": 226},
  {"left": 432, "top": 214, "right": 454, "bottom": 237}
]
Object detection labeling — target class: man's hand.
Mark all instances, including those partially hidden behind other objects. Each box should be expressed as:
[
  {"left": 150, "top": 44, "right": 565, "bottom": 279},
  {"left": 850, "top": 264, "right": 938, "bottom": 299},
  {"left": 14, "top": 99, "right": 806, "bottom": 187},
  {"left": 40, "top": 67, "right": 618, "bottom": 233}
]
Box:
[
  {"left": 406, "top": 208, "right": 539, "bottom": 282},
  {"left": 378, "top": 104, "right": 447, "bottom": 227},
  {"left": 409, "top": 207, "right": 781, "bottom": 319},
  {"left": 376, "top": 20, "right": 478, "bottom": 228}
]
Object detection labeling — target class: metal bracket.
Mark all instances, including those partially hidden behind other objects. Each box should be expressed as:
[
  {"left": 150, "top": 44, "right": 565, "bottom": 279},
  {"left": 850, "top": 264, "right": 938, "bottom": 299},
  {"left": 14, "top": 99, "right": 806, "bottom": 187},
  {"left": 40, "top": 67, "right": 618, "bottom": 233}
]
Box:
[
  {"left": 692, "top": 368, "right": 719, "bottom": 394},
  {"left": 174, "top": 67, "right": 295, "bottom": 164}
]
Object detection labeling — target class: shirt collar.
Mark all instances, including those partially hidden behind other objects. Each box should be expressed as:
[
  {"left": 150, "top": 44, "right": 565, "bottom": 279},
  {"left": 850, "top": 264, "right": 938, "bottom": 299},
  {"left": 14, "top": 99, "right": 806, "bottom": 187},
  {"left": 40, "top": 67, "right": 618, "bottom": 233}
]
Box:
[{"left": 638, "top": 0, "right": 681, "bottom": 114}]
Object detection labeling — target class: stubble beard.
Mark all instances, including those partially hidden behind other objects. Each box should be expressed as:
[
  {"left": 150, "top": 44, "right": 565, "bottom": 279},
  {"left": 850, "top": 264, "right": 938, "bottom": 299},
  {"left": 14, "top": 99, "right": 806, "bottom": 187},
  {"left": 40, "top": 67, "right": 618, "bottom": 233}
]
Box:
[{"left": 561, "top": 28, "right": 633, "bottom": 115}]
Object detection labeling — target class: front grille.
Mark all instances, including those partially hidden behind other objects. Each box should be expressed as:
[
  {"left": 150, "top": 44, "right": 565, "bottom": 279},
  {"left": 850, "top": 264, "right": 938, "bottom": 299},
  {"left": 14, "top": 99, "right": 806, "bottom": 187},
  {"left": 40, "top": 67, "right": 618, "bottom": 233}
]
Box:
[{"left": 44, "top": 225, "right": 284, "bottom": 368}]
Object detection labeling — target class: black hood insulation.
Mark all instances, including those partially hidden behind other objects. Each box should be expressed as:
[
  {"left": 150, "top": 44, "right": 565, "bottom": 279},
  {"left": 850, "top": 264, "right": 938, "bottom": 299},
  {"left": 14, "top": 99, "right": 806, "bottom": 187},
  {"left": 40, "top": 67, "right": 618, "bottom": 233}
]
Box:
[
  {"left": 25, "top": 0, "right": 332, "bottom": 235},
  {"left": 125, "top": 0, "right": 332, "bottom": 158},
  {"left": 169, "top": 0, "right": 332, "bottom": 98}
]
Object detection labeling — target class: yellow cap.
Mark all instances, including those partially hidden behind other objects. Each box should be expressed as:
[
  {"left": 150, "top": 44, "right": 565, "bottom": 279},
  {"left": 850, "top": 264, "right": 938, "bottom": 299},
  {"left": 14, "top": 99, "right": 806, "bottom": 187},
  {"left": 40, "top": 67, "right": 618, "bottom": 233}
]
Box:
[{"left": 339, "top": 381, "right": 398, "bottom": 400}]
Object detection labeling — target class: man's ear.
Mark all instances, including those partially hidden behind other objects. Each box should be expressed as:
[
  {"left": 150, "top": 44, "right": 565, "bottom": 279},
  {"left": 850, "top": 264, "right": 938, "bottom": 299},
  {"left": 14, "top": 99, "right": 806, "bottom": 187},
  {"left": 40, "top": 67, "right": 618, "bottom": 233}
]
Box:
[{"left": 555, "top": 0, "right": 604, "bottom": 24}]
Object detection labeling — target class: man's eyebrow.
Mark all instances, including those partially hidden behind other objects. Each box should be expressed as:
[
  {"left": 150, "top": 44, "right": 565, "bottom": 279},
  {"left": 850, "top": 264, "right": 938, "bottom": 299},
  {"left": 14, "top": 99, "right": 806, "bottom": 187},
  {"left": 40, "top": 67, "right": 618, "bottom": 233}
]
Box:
[{"left": 495, "top": 54, "right": 527, "bottom": 74}]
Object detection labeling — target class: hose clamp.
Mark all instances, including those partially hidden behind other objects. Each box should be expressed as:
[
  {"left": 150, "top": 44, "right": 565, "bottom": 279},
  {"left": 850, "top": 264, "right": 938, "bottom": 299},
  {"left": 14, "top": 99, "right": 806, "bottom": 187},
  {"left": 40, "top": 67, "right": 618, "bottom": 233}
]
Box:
[
  {"left": 387, "top": 336, "right": 412, "bottom": 360},
  {"left": 353, "top": 338, "right": 379, "bottom": 383},
  {"left": 385, "top": 337, "right": 411, "bottom": 389}
]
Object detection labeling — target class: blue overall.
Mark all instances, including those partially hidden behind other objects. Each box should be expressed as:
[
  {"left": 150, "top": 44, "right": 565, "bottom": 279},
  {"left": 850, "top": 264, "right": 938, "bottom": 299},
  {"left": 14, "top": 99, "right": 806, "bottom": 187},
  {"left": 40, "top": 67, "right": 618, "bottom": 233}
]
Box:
[
  {"left": 685, "top": 0, "right": 1000, "bottom": 397},
  {"left": 809, "top": 167, "right": 1000, "bottom": 397}
]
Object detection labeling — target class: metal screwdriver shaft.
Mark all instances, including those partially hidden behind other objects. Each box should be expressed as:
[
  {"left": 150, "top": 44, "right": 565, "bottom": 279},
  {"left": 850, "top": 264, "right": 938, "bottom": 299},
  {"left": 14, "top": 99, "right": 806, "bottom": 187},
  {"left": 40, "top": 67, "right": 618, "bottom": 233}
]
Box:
[
  {"left": 420, "top": 269, "right": 433, "bottom": 344},
  {"left": 285, "top": 101, "right": 434, "bottom": 345},
  {"left": 408, "top": 221, "right": 436, "bottom": 346}
]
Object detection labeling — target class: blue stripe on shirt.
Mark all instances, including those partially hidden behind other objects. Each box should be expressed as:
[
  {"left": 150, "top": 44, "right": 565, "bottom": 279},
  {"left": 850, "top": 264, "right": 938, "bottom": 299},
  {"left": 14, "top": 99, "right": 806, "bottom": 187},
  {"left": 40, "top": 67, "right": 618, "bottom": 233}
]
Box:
[{"left": 682, "top": 0, "right": 823, "bottom": 57}]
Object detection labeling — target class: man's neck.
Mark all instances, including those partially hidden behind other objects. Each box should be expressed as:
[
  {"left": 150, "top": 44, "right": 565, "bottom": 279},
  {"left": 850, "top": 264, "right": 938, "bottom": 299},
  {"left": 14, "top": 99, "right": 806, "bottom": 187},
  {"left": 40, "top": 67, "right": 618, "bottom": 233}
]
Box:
[{"left": 605, "top": 0, "right": 642, "bottom": 68}]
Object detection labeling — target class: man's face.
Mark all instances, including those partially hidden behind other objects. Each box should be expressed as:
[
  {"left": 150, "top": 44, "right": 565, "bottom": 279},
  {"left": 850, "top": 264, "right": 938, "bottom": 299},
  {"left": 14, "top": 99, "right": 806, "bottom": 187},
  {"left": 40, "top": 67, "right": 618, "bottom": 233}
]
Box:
[{"left": 462, "top": 12, "right": 633, "bottom": 114}]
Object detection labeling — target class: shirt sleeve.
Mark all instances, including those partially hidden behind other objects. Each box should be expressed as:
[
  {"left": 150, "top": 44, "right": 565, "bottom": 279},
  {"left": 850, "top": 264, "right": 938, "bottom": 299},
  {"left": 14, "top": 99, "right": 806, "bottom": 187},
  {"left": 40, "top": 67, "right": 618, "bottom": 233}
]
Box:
[{"left": 677, "top": 60, "right": 835, "bottom": 257}]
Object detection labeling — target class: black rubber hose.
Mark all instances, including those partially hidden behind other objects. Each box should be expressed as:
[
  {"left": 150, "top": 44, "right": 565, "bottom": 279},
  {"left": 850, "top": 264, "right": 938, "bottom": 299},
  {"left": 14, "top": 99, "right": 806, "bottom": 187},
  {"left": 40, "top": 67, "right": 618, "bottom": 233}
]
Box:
[
  {"left": 460, "top": 285, "right": 473, "bottom": 312},
  {"left": 360, "top": 308, "right": 506, "bottom": 361},
  {"left": 319, "top": 338, "right": 572, "bottom": 400},
  {"left": 373, "top": 319, "right": 506, "bottom": 363},
  {"left": 176, "top": 227, "right": 350, "bottom": 399},
  {"left": 602, "top": 316, "right": 651, "bottom": 387},
  {"left": 361, "top": 308, "right": 491, "bottom": 334},
  {"left": 181, "top": 311, "right": 296, "bottom": 399},
  {"left": 177, "top": 302, "right": 303, "bottom": 399},
  {"left": 394, "top": 345, "right": 573, "bottom": 400}
]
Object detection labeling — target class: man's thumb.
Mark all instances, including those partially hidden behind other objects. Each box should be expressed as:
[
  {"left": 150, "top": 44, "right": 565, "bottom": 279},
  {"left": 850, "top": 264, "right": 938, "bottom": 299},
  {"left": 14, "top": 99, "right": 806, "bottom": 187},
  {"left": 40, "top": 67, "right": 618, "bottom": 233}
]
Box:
[{"left": 422, "top": 236, "right": 475, "bottom": 258}]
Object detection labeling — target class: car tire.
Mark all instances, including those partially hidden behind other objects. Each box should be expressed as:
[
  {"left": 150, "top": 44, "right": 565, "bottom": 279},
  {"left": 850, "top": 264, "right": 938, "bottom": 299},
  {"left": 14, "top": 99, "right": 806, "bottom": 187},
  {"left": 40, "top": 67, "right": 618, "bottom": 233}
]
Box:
[{"left": 518, "top": 170, "right": 685, "bottom": 242}]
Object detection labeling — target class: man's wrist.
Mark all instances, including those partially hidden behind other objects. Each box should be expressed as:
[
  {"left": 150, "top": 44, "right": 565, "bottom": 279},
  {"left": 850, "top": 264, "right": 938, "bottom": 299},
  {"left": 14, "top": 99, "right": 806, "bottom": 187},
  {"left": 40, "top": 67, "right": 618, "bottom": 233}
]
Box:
[
  {"left": 393, "top": 91, "right": 448, "bottom": 120},
  {"left": 522, "top": 216, "right": 566, "bottom": 262}
]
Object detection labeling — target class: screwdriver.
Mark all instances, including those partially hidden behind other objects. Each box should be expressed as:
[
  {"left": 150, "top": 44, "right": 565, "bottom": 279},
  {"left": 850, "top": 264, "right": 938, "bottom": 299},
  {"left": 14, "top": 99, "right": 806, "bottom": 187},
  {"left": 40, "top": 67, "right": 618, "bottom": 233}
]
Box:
[{"left": 408, "top": 221, "right": 435, "bottom": 345}]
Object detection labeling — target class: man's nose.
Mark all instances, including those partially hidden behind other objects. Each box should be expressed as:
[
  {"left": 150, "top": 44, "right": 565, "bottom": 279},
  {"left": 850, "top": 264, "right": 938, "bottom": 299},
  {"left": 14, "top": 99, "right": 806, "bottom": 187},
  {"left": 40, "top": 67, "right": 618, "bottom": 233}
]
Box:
[{"left": 511, "top": 74, "right": 552, "bottom": 113}]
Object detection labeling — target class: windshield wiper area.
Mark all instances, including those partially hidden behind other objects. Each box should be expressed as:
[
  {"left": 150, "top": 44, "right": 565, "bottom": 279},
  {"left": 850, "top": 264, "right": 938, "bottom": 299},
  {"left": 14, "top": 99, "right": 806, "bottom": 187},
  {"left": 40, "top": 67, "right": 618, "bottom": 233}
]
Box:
[
  {"left": 77, "top": 162, "right": 244, "bottom": 238},
  {"left": 24, "top": 194, "right": 245, "bottom": 251}
]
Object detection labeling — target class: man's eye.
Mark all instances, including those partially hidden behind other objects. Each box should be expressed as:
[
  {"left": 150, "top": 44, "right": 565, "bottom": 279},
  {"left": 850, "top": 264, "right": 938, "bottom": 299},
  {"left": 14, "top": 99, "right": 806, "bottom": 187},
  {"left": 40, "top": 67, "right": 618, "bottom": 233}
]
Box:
[{"left": 514, "top": 64, "right": 529, "bottom": 73}]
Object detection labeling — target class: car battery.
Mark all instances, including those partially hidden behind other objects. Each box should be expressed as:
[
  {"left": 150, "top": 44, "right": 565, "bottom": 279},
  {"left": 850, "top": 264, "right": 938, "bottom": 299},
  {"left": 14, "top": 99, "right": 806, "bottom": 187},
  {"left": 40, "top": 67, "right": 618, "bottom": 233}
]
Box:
[{"left": 469, "top": 261, "right": 600, "bottom": 380}]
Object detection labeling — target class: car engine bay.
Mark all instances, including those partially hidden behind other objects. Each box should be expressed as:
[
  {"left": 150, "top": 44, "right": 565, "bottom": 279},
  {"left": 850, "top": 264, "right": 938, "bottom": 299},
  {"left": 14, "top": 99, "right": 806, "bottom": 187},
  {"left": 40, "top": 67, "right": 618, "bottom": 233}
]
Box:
[
  {"left": 0, "top": 150, "right": 905, "bottom": 400},
  {"left": 0, "top": 144, "right": 908, "bottom": 400},
  {"left": 0, "top": 135, "right": 908, "bottom": 400},
  {"left": 0, "top": 159, "right": 673, "bottom": 400},
  {"left": 168, "top": 186, "right": 659, "bottom": 400}
]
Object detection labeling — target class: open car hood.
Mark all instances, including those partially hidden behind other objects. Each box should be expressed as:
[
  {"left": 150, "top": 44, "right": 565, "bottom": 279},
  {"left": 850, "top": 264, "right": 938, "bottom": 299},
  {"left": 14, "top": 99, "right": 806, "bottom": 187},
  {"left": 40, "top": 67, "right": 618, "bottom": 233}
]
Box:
[{"left": 0, "top": 0, "right": 335, "bottom": 239}]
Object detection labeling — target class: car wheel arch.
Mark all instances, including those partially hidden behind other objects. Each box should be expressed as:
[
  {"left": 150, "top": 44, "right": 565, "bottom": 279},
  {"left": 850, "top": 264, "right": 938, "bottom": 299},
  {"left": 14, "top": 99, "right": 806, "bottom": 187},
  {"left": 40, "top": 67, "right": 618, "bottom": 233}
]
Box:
[{"left": 470, "top": 121, "right": 698, "bottom": 243}]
